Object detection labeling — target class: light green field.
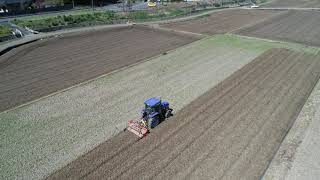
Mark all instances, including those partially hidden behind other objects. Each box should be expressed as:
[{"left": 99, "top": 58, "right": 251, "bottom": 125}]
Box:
[{"left": 1, "top": 34, "right": 319, "bottom": 180}]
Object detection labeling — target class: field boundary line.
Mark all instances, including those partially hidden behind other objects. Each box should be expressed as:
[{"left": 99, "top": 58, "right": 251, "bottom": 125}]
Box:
[
  {"left": 0, "top": 37, "right": 209, "bottom": 115},
  {"left": 234, "top": 34, "right": 320, "bottom": 52},
  {"left": 229, "top": 34, "right": 320, "bottom": 54},
  {"left": 142, "top": 24, "right": 207, "bottom": 38},
  {"left": 229, "top": 10, "right": 289, "bottom": 34}
]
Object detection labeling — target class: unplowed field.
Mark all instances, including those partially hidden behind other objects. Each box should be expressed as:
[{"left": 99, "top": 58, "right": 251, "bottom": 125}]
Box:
[
  {"left": 263, "top": 0, "right": 320, "bottom": 7},
  {"left": 0, "top": 26, "right": 197, "bottom": 112},
  {"left": 48, "top": 48, "right": 320, "bottom": 180},
  {"left": 238, "top": 10, "right": 320, "bottom": 47},
  {"left": 161, "top": 9, "right": 281, "bottom": 35}
]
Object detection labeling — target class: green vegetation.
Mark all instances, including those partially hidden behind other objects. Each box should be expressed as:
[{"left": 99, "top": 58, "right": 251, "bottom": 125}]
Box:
[
  {"left": 45, "top": 0, "right": 65, "bottom": 6},
  {"left": 12, "top": 7, "right": 195, "bottom": 31},
  {"left": 13, "top": 11, "right": 118, "bottom": 30},
  {"left": 259, "top": 0, "right": 268, "bottom": 3},
  {"left": 0, "top": 25, "right": 12, "bottom": 37},
  {"left": 127, "top": 7, "right": 193, "bottom": 21}
]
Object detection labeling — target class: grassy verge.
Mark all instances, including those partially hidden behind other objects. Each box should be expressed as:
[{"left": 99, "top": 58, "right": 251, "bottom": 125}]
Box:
[
  {"left": 12, "top": 11, "right": 119, "bottom": 30},
  {"left": 11, "top": 7, "right": 205, "bottom": 31},
  {"left": 0, "top": 25, "right": 12, "bottom": 37}
]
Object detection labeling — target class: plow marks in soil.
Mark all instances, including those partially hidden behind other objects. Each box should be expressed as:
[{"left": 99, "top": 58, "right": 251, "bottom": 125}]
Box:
[
  {"left": 262, "top": 0, "right": 320, "bottom": 8},
  {"left": 48, "top": 48, "right": 320, "bottom": 180},
  {"left": 237, "top": 10, "right": 320, "bottom": 47},
  {"left": 0, "top": 26, "right": 198, "bottom": 112},
  {"left": 161, "top": 9, "right": 282, "bottom": 35}
]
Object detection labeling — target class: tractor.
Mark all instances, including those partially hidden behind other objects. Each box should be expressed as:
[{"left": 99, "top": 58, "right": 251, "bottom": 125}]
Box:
[{"left": 127, "top": 97, "right": 173, "bottom": 138}]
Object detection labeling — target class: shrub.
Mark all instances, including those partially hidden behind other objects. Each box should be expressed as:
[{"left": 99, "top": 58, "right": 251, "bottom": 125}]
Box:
[
  {"left": 0, "top": 25, "right": 12, "bottom": 37},
  {"left": 128, "top": 11, "right": 149, "bottom": 20}
]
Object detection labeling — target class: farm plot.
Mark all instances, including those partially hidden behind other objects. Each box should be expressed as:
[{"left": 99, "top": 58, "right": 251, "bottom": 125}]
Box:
[
  {"left": 237, "top": 10, "right": 320, "bottom": 47},
  {"left": 0, "top": 25, "right": 198, "bottom": 112},
  {"left": 0, "top": 35, "right": 299, "bottom": 180},
  {"left": 262, "top": 0, "right": 320, "bottom": 8},
  {"left": 48, "top": 48, "right": 320, "bottom": 180},
  {"left": 161, "top": 9, "right": 282, "bottom": 35},
  {"left": 1, "top": 35, "right": 318, "bottom": 180}
]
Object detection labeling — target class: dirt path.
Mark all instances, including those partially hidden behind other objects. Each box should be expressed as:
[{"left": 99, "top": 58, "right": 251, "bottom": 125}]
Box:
[
  {"left": 0, "top": 25, "right": 197, "bottom": 112},
  {"left": 48, "top": 48, "right": 320, "bottom": 180}
]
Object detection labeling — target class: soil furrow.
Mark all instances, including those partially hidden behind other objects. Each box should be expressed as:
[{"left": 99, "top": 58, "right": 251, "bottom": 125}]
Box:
[
  {"left": 0, "top": 26, "right": 198, "bottom": 112},
  {"left": 47, "top": 48, "right": 320, "bottom": 180}
]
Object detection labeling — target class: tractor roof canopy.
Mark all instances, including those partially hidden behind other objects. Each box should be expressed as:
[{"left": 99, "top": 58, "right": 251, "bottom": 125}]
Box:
[{"left": 144, "top": 97, "right": 161, "bottom": 108}]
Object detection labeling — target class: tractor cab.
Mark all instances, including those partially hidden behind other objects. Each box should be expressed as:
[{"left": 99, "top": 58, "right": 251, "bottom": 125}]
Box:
[
  {"left": 141, "top": 97, "right": 172, "bottom": 128},
  {"left": 144, "top": 98, "right": 162, "bottom": 114}
]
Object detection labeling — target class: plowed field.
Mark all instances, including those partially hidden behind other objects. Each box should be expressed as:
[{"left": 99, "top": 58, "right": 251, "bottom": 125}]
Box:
[
  {"left": 0, "top": 26, "right": 198, "bottom": 112},
  {"left": 237, "top": 10, "right": 320, "bottom": 47},
  {"left": 262, "top": 0, "right": 320, "bottom": 7},
  {"left": 161, "top": 9, "right": 282, "bottom": 35},
  {"left": 48, "top": 48, "right": 320, "bottom": 180}
]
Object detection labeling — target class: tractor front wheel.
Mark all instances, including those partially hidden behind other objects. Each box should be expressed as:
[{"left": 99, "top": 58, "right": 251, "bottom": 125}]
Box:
[{"left": 165, "top": 109, "right": 172, "bottom": 118}]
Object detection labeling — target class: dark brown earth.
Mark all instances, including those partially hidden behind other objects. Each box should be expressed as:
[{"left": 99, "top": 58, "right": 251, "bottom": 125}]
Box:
[
  {"left": 237, "top": 10, "right": 320, "bottom": 47},
  {"left": 262, "top": 0, "right": 320, "bottom": 7},
  {"left": 161, "top": 9, "right": 282, "bottom": 35},
  {"left": 47, "top": 48, "right": 320, "bottom": 180},
  {"left": 0, "top": 25, "right": 198, "bottom": 112}
]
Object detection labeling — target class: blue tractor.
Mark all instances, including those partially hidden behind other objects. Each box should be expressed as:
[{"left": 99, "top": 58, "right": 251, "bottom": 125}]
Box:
[{"left": 127, "top": 97, "right": 173, "bottom": 137}]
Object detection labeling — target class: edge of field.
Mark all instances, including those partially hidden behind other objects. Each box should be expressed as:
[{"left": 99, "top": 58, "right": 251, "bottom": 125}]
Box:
[{"left": 262, "top": 68, "right": 320, "bottom": 179}]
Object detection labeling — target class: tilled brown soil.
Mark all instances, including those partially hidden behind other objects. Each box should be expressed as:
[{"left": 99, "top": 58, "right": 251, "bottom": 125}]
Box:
[
  {"left": 47, "top": 48, "right": 320, "bottom": 180},
  {"left": 237, "top": 10, "right": 320, "bottom": 47},
  {"left": 161, "top": 9, "right": 282, "bottom": 35},
  {"left": 0, "top": 26, "right": 198, "bottom": 112},
  {"left": 262, "top": 0, "right": 320, "bottom": 7}
]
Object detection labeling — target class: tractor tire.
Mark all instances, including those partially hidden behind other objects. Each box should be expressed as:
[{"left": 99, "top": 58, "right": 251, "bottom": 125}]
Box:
[
  {"left": 165, "top": 109, "right": 172, "bottom": 118},
  {"left": 148, "top": 116, "right": 159, "bottom": 129}
]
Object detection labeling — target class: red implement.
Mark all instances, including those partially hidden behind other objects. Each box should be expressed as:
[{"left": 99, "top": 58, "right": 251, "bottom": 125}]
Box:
[{"left": 127, "top": 120, "right": 149, "bottom": 138}]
